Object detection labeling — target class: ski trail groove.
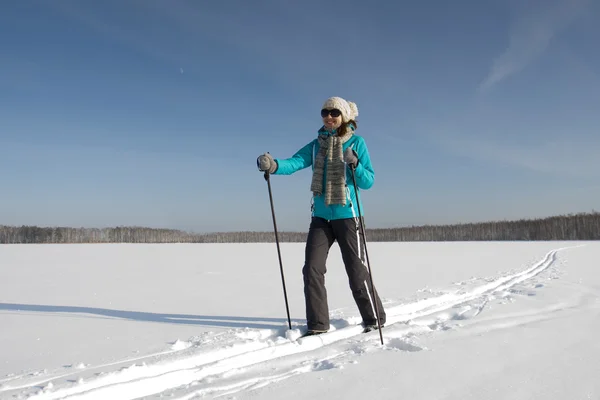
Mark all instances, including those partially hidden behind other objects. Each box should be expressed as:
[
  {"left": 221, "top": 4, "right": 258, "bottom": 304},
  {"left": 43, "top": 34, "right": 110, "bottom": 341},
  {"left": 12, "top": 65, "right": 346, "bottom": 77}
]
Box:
[
  {"left": 19, "top": 245, "right": 578, "bottom": 400},
  {"left": 0, "top": 345, "right": 192, "bottom": 392},
  {"left": 383, "top": 246, "right": 565, "bottom": 326}
]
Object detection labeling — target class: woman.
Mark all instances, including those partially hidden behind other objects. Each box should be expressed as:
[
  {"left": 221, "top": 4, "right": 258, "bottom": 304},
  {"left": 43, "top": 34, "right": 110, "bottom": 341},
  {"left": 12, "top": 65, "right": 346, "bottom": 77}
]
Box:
[{"left": 257, "top": 96, "right": 386, "bottom": 336}]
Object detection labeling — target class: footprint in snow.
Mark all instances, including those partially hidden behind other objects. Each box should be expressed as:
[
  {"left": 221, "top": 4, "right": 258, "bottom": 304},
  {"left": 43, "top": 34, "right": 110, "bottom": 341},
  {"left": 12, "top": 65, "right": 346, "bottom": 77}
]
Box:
[
  {"left": 428, "top": 321, "right": 452, "bottom": 331},
  {"left": 509, "top": 287, "right": 537, "bottom": 297},
  {"left": 385, "top": 338, "right": 424, "bottom": 352},
  {"left": 312, "top": 359, "right": 341, "bottom": 371}
]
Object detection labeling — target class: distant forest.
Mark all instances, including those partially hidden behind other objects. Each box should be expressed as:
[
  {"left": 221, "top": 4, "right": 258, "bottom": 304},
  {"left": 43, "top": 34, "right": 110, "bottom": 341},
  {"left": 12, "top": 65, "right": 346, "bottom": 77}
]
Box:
[{"left": 1, "top": 212, "right": 598, "bottom": 244}]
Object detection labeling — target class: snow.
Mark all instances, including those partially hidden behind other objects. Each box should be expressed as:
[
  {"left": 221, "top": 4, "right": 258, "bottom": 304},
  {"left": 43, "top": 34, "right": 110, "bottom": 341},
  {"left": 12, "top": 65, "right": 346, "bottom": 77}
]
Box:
[{"left": 0, "top": 241, "right": 599, "bottom": 399}]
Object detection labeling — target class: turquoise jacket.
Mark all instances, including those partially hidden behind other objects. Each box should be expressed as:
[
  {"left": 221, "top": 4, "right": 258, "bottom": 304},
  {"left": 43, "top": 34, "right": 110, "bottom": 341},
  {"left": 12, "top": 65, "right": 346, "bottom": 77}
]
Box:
[{"left": 274, "top": 126, "right": 374, "bottom": 221}]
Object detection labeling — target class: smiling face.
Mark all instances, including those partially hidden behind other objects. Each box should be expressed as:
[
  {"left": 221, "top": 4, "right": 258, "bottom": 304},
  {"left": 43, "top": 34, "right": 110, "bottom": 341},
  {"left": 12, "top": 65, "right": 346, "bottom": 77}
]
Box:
[{"left": 321, "top": 108, "right": 343, "bottom": 131}]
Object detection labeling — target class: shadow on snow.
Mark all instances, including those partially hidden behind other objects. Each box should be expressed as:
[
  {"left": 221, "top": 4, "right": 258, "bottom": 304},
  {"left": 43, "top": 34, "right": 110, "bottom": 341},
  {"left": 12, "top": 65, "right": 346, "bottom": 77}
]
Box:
[{"left": 0, "top": 302, "right": 302, "bottom": 330}]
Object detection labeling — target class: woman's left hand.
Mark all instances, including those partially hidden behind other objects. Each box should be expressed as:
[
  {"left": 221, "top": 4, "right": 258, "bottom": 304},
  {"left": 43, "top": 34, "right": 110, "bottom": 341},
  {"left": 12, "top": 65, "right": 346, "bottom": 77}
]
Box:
[{"left": 344, "top": 147, "right": 358, "bottom": 168}]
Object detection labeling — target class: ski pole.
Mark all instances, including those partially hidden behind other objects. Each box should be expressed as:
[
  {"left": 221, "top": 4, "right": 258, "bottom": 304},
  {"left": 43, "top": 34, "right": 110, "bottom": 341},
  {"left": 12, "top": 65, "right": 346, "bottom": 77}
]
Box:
[
  {"left": 264, "top": 171, "right": 292, "bottom": 330},
  {"left": 350, "top": 166, "right": 384, "bottom": 345}
]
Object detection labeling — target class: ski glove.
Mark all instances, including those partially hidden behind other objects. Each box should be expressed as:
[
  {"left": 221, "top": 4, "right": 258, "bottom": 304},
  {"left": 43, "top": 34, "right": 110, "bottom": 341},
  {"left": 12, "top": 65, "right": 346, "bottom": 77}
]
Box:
[
  {"left": 257, "top": 152, "right": 278, "bottom": 174},
  {"left": 343, "top": 147, "right": 358, "bottom": 169}
]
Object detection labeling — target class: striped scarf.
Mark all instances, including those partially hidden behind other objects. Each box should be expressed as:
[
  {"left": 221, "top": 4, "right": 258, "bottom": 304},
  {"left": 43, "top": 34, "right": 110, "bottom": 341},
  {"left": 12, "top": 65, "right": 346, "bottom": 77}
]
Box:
[{"left": 310, "top": 130, "right": 353, "bottom": 206}]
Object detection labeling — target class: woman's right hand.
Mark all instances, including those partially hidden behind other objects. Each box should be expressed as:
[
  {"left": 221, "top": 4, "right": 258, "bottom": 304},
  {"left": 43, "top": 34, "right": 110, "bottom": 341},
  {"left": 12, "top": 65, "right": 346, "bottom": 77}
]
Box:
[{"left": 257, "top": 153, "right": 278, "bottom": 173}]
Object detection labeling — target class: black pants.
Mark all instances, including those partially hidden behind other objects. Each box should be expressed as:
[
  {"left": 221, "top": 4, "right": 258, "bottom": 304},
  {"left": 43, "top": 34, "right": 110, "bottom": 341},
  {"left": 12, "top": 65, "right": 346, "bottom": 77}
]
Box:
[{"left": 302, "top": 216, "right": 386, "bottom": 331}]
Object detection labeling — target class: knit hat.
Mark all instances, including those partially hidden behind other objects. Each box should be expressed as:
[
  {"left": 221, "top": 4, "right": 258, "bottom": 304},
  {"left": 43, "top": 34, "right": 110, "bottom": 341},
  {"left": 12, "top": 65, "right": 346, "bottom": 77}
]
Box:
[{"left": 322, "top": 96, "right": 359, "bottom": 122}]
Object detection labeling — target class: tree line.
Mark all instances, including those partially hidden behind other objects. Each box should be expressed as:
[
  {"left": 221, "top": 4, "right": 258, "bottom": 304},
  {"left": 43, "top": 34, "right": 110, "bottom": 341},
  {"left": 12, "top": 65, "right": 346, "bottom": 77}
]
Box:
[
  {"left": 365, "top": 211, "right": 599, "bottom": 242},
  {"left": 0, "top": 212, "right": 598, "bottom": 244}
]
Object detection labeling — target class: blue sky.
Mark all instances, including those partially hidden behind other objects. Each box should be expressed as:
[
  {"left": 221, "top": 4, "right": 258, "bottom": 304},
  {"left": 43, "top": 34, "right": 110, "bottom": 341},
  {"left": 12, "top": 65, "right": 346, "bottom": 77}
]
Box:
[{"left": 1, "top": 0, "right": 598, "bottom": 233}]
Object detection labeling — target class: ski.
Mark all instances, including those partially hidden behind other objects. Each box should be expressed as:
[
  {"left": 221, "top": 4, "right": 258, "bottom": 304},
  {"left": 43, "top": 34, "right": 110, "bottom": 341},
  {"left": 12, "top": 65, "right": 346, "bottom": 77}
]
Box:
[
  {"left": 362, "top": 324, "right": 385, "bottom": 333},
  {"left": 292, "top": 322, "right": 386, "bottom": 345}
]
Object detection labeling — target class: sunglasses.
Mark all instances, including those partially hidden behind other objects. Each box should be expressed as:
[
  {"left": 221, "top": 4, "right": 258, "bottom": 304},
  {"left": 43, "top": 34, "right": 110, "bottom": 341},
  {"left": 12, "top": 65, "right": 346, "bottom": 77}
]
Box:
[{"left": 321, "top": 108, "right": 342, "bottom": 118}]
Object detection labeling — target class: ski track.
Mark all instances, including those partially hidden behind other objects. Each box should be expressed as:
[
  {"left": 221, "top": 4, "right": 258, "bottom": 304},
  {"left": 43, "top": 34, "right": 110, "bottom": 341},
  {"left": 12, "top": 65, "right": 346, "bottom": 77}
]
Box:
[{"left": 1, "top": 245, "right": 581, "bottom": 400}]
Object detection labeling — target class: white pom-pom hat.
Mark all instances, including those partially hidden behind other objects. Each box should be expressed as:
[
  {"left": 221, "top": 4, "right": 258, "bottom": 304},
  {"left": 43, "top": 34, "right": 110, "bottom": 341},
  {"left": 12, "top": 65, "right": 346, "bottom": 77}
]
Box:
[{"left": 322, "top": 96, "right": 358, "bottom": 122}]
